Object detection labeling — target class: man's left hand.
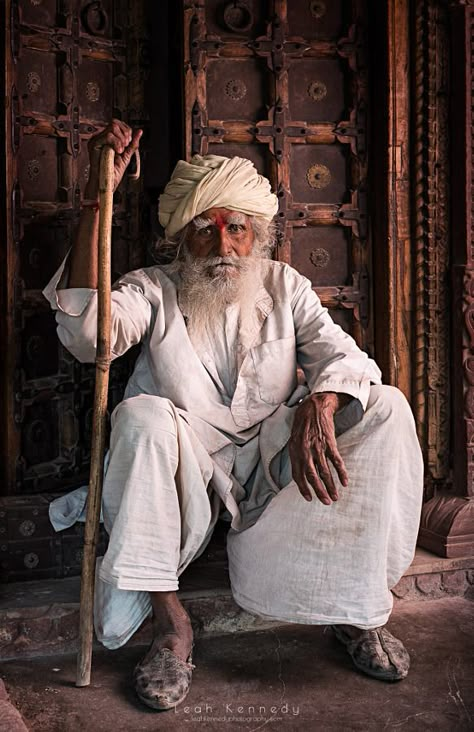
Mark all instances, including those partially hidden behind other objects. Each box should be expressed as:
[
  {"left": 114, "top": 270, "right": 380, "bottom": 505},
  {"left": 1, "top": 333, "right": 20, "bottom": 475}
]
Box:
[{"left": 289, "top": 392, "right": 350, "bottom": 505}]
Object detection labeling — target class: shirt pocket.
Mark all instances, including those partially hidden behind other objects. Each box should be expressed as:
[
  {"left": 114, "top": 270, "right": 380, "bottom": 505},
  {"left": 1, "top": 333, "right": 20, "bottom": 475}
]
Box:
[{"left": 250, "top": 336, "right": 297, "bottom": 405}]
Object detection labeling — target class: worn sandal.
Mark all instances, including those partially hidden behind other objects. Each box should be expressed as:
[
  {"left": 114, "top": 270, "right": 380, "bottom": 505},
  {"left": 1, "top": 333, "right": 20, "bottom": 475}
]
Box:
[
  {"left": 332, "top": 626, "right": 410, "bottom": 681},
  {"left": 133, "top": 646, "right": 195, "bottom": 710}
]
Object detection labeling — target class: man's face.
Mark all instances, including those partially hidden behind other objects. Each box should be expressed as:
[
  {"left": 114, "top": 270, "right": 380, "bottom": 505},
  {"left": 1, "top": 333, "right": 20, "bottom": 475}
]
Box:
[
  {"left": 178, "top": 207, "right": 264, "bottom": 338},
  {"left": 185, "top": 208, "right": 254, "bottom": 275}
]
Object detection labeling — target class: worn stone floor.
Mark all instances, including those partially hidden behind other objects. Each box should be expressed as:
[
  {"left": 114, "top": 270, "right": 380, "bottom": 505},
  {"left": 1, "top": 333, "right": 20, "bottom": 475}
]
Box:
[{"left": 1, "top": 597, "right": 473, "bottom": 732}]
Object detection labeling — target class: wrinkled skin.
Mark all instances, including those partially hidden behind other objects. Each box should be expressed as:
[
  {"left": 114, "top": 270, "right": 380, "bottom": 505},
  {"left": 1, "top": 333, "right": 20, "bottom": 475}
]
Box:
[
  {"left": 186, "top": 207, "right": 254, "bottom": 263},
  {"left": 289, "top": 391, "right": 350, "bottom": 505},
  {"left": 86, "top": 118, "right": 142, "bottom": 198}
]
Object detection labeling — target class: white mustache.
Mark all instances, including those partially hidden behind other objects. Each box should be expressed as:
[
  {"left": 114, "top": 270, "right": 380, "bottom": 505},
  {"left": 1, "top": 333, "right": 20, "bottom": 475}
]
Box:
[
  {"left": 205, "top": 257, "right": 243, "bottom": 269},
  {"left": 202, "top": 257, "right": 248, "bottom": 277}
]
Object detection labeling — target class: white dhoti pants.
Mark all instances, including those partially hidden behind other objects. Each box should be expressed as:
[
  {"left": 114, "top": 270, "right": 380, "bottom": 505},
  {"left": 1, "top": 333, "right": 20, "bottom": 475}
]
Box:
[
  {"left": 94, "top": 385, "right": 423, "bottom": 649},
  {"left": 227, "top": 385, "right": 424, "bottom": 628}
]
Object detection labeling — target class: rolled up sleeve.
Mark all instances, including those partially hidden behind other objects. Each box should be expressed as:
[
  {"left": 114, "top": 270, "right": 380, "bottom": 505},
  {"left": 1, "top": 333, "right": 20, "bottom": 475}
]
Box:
[
  {"left": 42, "top": 254, "right": 95, "bottom": 316},
  {"left": 292, "top": 276, "right": 381, "bottom": 409},
  {"left": 43, "top": 256, "right": 154, "bottom": 363}
]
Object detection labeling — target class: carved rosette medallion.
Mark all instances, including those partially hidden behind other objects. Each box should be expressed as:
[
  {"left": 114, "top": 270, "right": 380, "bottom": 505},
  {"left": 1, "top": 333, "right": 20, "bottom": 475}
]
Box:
[
  {"left": 24, "top": 552, "right": 39, "bottom": 569},
  {"left": 19, "top": 520, "right": 36, "bottom": 537},
  {"left": 306, "top": 163, "right": 331, "bottom": 189},
  {"left": 308, "top": 80, "right": 327, "bottom": 102},
  {"left": 310, "top": 0, "right": 326, "bottom": 19},
  {"left": 86, "top": 81, "right": 100, "bottom": 102},
  {"left": 310, "top": 248, "right": 330, "bottom": 268},
  {"left": 27, "top": 159, "right": 40, "bottom": 181},
  {"left": 27, "top": 72, "right": 41, "bottom": 93},
  {"left": 225, "top": 79, "right": 247, "bottom": 101}
]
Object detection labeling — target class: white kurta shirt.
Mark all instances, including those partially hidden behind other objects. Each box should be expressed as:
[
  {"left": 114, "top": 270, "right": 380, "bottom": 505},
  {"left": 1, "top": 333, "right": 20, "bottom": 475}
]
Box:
[
  {"left": 43, "top": 257, "right": 382, "bottom": 528},
  {"left": 192, "top": 302, "right": 241, "bottom": 403}
]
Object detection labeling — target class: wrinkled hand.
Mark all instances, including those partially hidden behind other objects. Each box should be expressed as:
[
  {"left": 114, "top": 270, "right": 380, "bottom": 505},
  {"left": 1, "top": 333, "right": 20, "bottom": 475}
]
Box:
[
  {"left": 85, "top": 119, "right": 142, "bottom": 198},
  {"left": 289, "top": 392, "right": 349, "bottom": 505}
]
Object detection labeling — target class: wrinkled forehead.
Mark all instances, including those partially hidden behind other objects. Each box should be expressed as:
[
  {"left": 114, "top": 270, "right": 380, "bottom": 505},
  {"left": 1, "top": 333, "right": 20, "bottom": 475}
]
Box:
[{"left": 192, "top": 209, "right": 248, "bottom": 229}]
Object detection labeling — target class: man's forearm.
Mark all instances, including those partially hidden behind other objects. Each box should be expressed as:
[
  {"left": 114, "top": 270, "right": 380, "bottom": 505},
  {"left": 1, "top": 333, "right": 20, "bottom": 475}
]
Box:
[
  {"left": 68, "top": 181, "right": 99, "bottom": 289},
  {"left": 67, "top": 122, "right": 142, "bottom": 289},
  {"left": 311, "top": 391, "right": 352, "bottom": 413}
]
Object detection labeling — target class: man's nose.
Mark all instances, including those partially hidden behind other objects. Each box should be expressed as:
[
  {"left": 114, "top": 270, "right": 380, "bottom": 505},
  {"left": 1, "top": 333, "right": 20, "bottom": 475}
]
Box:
[{"left": 214, "top": 228, "right": 233, "bottom": 257}]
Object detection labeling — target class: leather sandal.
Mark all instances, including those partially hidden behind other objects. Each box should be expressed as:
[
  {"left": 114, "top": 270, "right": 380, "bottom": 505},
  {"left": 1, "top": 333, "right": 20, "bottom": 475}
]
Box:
[
  {"left": 332, "top": 626, "right": 410, "bottom": 681},
  {"left": 133, "top": 646, "right": 195, "bottom": 710}
]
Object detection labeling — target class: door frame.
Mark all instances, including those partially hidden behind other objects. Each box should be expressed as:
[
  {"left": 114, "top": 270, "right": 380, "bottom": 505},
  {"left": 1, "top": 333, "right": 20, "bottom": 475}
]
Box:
[{"left": 377, "top": 0, "right": 474, "bottom": 557}]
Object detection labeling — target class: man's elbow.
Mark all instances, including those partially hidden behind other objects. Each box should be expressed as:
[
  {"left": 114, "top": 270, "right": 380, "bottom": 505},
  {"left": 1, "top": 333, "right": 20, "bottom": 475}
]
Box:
[{"left": 57, "top": 329, "right": 97, "bottom": 364}]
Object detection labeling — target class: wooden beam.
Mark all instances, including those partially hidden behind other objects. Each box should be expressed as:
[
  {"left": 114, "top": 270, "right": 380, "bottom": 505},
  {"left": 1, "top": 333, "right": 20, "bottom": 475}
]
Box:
[{"left": 386, "top": 0, "right": 412, "bottom": 399}]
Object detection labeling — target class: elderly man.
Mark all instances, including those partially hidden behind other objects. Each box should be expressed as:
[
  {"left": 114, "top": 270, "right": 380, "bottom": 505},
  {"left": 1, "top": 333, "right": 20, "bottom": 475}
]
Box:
[{"left": 44, "top": 121, "right": 423, "bottom": 710}]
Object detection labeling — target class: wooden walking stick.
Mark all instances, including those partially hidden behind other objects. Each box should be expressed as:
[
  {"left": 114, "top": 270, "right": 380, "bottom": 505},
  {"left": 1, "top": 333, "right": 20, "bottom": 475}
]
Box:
[
  {"left": 76, "top": 143, "right": 141, "bottom": 687},
  {"left": 76, "top": 144, "right": 115, "bottom": 687}
]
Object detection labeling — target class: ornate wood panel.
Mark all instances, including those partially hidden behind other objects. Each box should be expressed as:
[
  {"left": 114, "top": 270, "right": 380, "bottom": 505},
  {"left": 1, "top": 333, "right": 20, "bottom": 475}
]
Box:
[
  {"left": 418, "top": 0, "right": 474, "bottom": 558},
  {"left": 183, "top": 0, "right": 373, "bottom": 353},
  {"left": 1, "top": 0, "right": 153, "bottom": 579},
  {"left": 1, "top": 0, "right": 150, "bottom": 503},
  {"left": 411, "top": 0, "right": 451, "bottom": 489},
  {"left": 0, "top": 494, "right": 107, "bottom": 581}
]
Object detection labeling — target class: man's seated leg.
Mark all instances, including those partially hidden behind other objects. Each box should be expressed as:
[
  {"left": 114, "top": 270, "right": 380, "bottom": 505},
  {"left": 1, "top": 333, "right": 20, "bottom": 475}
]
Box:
[
  {"left": 134, "top": 591, "right": 195, "bottom": 710},
  {"left": 227, "top": 384, "right": 424, "bottom": 681},
  {"left": 97, "top": 394, "right": 215, "bottom": 710},
  {"left": 330, "top": 385, "right": 419, "bottom": 682}
]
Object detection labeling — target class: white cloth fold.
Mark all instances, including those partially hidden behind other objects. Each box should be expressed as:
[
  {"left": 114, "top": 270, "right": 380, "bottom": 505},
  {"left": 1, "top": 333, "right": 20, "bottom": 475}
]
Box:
[{"left": 228, "top": 385, "right": 424, "bottom": 628}]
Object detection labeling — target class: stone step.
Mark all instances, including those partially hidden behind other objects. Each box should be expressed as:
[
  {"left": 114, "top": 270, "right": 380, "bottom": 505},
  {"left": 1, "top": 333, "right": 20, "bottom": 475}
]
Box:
[{"left": 0, "top": 548, "right": 472, "bottom": 662}]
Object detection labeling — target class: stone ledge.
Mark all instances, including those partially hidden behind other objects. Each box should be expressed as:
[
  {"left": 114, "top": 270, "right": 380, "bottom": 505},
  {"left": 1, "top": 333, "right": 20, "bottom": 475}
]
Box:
[
  {"left": 404, "top": 547, "right": 474, "bottom": 575},
  {"left": 0, "top": 593, "right": 280, "bottom": 662},
  {"left": 1, "top": 549, "right": 473, "bottom": 662},
  {"left": 392, "top": 568, "right": 474, "bottom": 600}
]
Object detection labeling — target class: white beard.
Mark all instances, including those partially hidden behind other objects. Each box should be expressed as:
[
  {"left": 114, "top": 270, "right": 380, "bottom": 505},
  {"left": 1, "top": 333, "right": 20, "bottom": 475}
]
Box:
[{"left": 177, "top": 252, "right": 265, "bottom": 352}]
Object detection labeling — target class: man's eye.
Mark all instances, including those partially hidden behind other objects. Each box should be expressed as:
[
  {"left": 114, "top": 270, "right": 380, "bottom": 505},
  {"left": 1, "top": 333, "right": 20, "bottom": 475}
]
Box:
[
  {"left": 198, "top": 227, "right": 213, "bottom": 236},
  {"left": 228, "top": 223, "right": 244, "bottom": 233}
]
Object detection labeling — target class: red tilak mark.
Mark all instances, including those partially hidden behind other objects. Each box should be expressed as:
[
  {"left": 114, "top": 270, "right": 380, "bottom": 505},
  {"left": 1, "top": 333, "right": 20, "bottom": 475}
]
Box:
[{"left": 213, "top": 213, "right": 227, "bottom": 232}]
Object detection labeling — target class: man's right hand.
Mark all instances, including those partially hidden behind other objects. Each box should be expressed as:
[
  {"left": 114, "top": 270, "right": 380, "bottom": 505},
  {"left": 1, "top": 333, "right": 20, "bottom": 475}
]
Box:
[
  {"left": 68, "top": 121, "right": 141, "bottom": 290},
  {"left": 85, "top": 119, "right": 142, "bottom": 199}
]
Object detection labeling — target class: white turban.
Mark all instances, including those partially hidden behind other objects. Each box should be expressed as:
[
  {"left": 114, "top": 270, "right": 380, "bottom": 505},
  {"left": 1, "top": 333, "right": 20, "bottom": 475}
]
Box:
[{"left": 158, "top": 154, "right": 279, "bottom": 238}]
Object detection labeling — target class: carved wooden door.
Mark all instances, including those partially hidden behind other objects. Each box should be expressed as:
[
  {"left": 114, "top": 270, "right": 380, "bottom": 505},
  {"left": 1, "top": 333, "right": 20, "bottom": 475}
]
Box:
[
  {"left": 1, "top": 0, "right": 149, "bottom": 579},
  {"left": 183, "top": 0, "right": 372, "bottom": 351}
]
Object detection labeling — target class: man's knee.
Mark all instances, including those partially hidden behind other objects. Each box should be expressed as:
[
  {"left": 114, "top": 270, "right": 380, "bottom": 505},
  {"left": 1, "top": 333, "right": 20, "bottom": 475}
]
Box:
[
  {"left": 111, "top": 395, "right": 177, "bottom": 437},
  {"left": 367, "top": 384, "right": 412, "bottom": 422}
]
